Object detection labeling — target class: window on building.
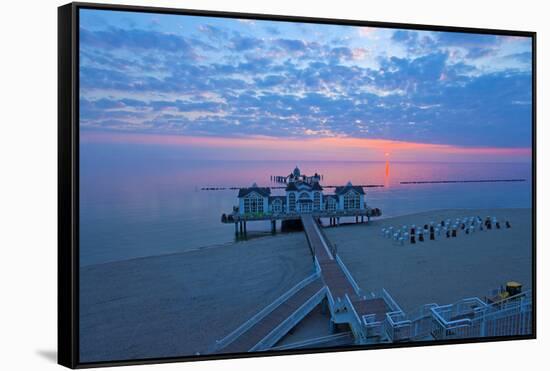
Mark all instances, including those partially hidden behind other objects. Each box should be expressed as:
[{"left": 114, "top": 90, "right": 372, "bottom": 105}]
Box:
[
  {"left": 327, "top": 197, "right": 336, "bottom": 211},
  {"left": 244, "top": 193, "right": 264, "bottom": 214},
  {"left": 300, "top": 202, "right": 312, "bottom": 212},
  {"left": 289, "top": 193, "right": 296, "bottom": 212},
  {"left": 314, "top": 192, "right": 321, "bottom": 210},
  {"left": 343, "top": 191, "right": 360, "bottom": 210},
  {"left": 299, "top": 192, "right": 310, "bottom": 200},
  {"left": 298, "top": 192, "right": 312, "bottom": 213},
  {"left": 272, "top": 199, "right": 282, "bottom": 213}
]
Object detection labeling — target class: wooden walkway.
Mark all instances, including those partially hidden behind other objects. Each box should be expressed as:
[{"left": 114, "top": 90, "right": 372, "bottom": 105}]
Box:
[
  {"left": 301, "top": 215, "right": 390, "bottom": 322},
  {"left": 215, "top": 214, "right": 389, "bottom": 354},
  {"left": 217, "top": 277, "right": 324, "bottom": 353}
]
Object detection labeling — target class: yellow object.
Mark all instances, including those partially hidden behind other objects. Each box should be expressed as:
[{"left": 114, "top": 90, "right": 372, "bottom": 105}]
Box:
[{"left": 505, "top": 281, "right": 522, "bottom": 296}]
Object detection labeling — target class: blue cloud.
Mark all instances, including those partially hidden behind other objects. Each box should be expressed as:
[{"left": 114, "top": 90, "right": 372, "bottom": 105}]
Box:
[
  {"left": 274, "top": 38, "right": 308, "bottom": 52},
  {"left": 231, "top": 34, "right": 262, "bottom": 51},
  {"left": 436, "top": 32, "right": 501, "bottom": 48},
  {"left": 79, "top": 13, "right": 533, "bottom": 149},
  {"left": 80, "top": 27, "right": 193, "bottom": 53}
]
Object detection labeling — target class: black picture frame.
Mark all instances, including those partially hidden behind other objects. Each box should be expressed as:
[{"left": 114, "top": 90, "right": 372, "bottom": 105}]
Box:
[{"left": 58, "top": 2, "right": 537, "bottom": 368}]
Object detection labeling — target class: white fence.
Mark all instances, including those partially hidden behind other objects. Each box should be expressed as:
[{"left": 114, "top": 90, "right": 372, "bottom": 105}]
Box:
[
  {"left": 251, "top": 286, "right": 328, "bottom": 351},
  {"left": 214, "top": 269, "right": 322, "bottom": 351},
  {"left": 430, "top": 291, "right": 532, "bottom": 340}
]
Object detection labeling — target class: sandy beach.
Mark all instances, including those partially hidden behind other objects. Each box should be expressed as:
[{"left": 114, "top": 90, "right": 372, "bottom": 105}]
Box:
[
  {"left": 80, "top": 207, "right": 532, "bottom": 361},
  {"left": 79, "top": 232, "right": 314, "bottom": 362},
  {"left": 326, "top": 208, "right": 532, "bottom": 312}
]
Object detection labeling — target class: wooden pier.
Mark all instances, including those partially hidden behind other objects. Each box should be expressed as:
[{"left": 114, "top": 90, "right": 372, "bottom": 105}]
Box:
[
  {"left": 213, "top": 213, "right": 391, "bottom": 353},
  {"left": 301, "top": 215, "right": 390, "bottom": 322},
  {"left": 222, "top": 208, "right": 382, "bottom": 237}
]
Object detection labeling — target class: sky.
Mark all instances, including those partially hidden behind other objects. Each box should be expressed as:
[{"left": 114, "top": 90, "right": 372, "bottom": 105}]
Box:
[{"left": 79, "top": 9, "right": 533, "bottom": 162}]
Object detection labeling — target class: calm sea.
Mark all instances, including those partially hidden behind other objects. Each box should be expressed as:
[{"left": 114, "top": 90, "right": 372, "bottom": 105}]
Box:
[{"left": 80, "top": 147, "right": 532, "bottom": 266}]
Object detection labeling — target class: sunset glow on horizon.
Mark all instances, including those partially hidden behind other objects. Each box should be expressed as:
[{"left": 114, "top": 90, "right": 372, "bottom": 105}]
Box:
[{"left": 81, "top": 131, "right": 531, "bottom": 162}]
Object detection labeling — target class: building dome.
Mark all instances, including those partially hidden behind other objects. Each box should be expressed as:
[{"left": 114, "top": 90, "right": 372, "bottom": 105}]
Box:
[{"left": 293, "top": 166, "right": 301, "bottom": 177}]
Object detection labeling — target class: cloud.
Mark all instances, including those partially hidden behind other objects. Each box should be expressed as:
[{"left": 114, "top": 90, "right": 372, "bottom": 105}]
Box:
[
  {"left": 79, "top": 14, "right": 532, "bottom": 149},
  {"left": 505, "top": 51, "right": 532, "bottom": 63},
  {"left": 436, "top": 32, "right": 501, "bottom": 48},
  {"left": 274, "top": 38, "right": 308, "bottom": 52},
  {"left": 80, "top": 27, "right": 193, "bottom": 53},
  {"left": 357, "top": 27, "right": 377, "bottom": 38},
  {"left": 231, "top": 34, "right": 262, "bottom": 51}
]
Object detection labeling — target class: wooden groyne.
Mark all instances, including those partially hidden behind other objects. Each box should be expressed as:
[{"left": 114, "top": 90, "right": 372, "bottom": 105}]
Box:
[{"left": 400, "top": 179, "right": 526, "bottom": 185}]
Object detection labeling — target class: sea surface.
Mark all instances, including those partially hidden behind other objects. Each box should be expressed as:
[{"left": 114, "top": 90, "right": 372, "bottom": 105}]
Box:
[{"left": 80, "top": 146, "right": 532, "bottom": 266}]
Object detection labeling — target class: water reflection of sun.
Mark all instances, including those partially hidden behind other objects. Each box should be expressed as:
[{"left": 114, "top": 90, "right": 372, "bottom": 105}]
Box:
[{"left": 384, "top": 152, "right": 390, "bottom": 186}]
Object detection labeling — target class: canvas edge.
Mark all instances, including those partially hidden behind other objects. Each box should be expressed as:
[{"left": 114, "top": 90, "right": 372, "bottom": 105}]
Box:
[{"left": 58, "top": 3, "right": 79, "bottom": 369}]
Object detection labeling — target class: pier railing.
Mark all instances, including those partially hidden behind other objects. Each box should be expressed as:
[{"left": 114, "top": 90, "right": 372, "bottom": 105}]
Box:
[
  {"left": 409, "top": 303, "right": 439, "bottom": 340},
  {"left": 430, "top": 291, "right": 532, "bottom": 340},
  {"left": 214, "top": 269, "right": 322, "bottom": 351},
  {"left": 250, "top": 286, "right": 328, "bottom": 351},
  {"left": 384, "top": 311, "right": 412, "bottom": 342},
  {"left": 381, "top": 288, "right": 404, "bottom": 313},
  {"left": 483, "top": 294, "right": 532, "bottom": 337},
  {"left": 335, "top": 255, "right": 364, "bottom": 298},
  {"left": 344, "top": 294, "right": 368, "bottom": 344},
  {"left": 222, "top": 207, "right": 381, "bottom": 223},
  {"left": 269, "top": 332, "right": 353, "bottom": 351}
]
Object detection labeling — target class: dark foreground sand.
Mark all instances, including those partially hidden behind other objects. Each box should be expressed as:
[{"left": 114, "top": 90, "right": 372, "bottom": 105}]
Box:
[
  {"left": 80, "top": 232, "right": 313, "bottom": 362},
  {"left": 326, "top": 208, "right": 532, "bottom": 312}
]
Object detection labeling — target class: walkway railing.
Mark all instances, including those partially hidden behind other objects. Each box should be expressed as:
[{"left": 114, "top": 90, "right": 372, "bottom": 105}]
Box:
[
  {"left": 430, "top": 291, "right": 532, "bottom": 340},
  {"left": 214, "top": 269, "right": 321, "bottom": 351},
  {"left": 251, "top": 286, "right": 328, "bottom": 351},
  {"left": 482, "top": 292, "right": 532, "bottom": 337},
  {"left": 344, "top": 294, "right": 368, "bottom": 344},
  {"left": 335, "top": 255, "right": 364, "bottom": 297},
  {"left": 384, "top": 311, "right": 412, "bottom": 342},
  {"left": 269, "top": 332, "right": 353, "bottom": 351},
  {"left": 381, "top": 288, "right": 404, "bottom": 313},
  {"left": 384, "top": 301, "right": 439, "bottom": 342}
]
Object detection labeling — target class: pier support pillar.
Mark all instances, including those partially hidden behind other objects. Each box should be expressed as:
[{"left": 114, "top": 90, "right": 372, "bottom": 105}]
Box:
[
  {"left": 356, "top": 216, "right": 359, "bottom": 223},
  {"left": 235, "top": 222, "right": 238, "bottom": 234},
  {"left": 239, "top": 221, "right": 243, "bottom": 234},
  {"left": 337, "top": 217, "right": 340, "bottom": 226},
  {"left": 271, "top": 220, "right": 276, "bottom": 233},
  {"left": 361, "top": 216, "right": 364, "bottom": 223},
  {"left": 244, "top": 221, "right": 247, "bottom": 234}
]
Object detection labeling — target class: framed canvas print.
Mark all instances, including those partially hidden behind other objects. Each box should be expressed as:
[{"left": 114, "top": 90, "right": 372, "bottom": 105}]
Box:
[{"left": 58, "top": 2, "right": 536, "bottom": 368}]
